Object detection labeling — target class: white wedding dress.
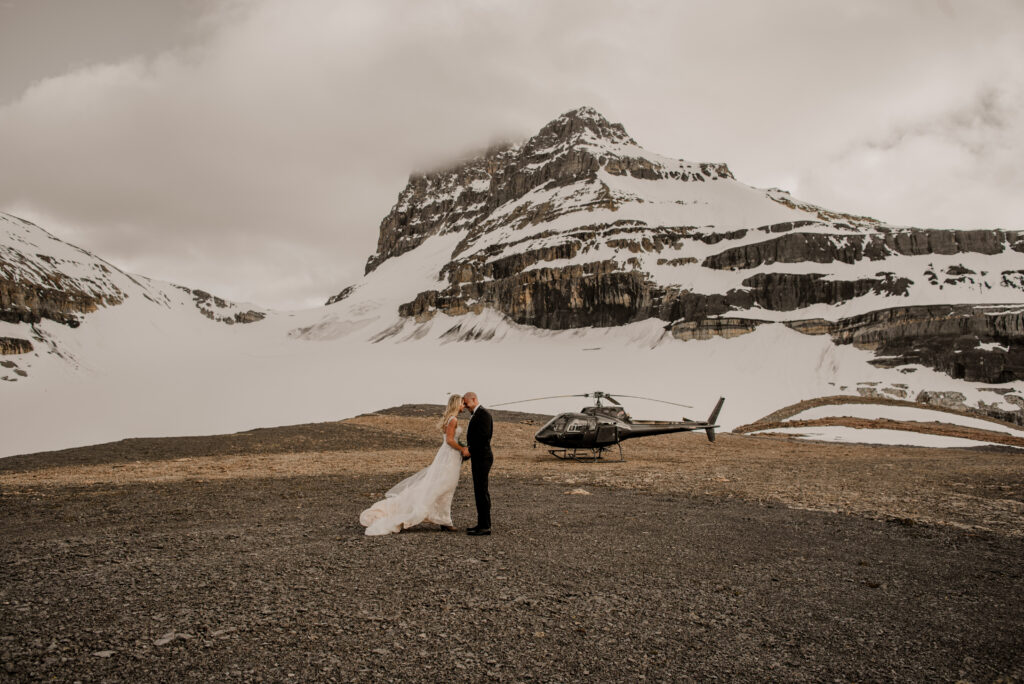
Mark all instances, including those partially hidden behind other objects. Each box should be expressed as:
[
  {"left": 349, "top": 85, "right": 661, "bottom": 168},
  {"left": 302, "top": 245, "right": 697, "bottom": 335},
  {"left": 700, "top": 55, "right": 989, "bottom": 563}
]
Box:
[{"left": 359, "top": 420, "right": 463, "bottom": 536}]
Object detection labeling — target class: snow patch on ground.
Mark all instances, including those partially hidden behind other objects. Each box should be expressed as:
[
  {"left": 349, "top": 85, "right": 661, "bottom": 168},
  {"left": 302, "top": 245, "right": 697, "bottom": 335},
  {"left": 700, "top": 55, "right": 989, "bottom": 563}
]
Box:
[
  {"left": 787, "top": 404, "right": 1024, "bottom": 437},
  {"left": 753, "top": 425, "right": 1014, "bottom": 450}
]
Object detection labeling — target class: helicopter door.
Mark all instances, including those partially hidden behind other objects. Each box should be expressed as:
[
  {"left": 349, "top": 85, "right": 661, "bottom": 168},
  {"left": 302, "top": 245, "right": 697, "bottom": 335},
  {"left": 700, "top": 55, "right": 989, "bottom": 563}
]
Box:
[
  {"left": 564, "top": 417, "right": 588, "bottom": 440},
  {"left": 596, "top": 424, "right": 617, "bottom": 445}
]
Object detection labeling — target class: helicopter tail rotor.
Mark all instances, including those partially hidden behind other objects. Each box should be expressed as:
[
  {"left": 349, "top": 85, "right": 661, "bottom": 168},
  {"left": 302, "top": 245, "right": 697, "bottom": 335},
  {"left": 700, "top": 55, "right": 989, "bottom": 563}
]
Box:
[{"left": 704, "top": 397, "right": 725, "bottom": 442}]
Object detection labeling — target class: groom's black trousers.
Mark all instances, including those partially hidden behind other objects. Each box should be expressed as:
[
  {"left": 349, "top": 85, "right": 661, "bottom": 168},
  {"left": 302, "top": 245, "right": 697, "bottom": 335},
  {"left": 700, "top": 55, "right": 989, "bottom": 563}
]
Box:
[{"left": 470, "top": 456, "right": 492, "bottom": 529}]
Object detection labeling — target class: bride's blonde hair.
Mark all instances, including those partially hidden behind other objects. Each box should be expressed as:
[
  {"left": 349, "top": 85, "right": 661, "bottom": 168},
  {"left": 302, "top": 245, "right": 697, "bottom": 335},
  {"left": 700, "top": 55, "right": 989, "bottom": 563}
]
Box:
[{"left": 438, "top": 394, "right": 463, "bottom": 433}]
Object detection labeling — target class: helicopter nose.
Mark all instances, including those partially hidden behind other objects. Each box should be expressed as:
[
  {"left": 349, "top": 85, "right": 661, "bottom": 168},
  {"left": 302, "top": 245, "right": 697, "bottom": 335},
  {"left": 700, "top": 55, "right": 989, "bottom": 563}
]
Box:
[{"left": 534, "top": 427, "right": 555, "bottom": 445}]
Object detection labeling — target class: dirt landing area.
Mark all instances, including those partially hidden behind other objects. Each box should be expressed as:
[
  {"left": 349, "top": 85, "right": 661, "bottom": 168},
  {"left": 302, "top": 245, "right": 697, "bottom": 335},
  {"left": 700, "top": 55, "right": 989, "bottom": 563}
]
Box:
[
  {"left": 7, "top": 405, "right": 1022, "bottom": 536},
  {"left": 1, "top": 406, "right": 1022, "bottom": 681}
]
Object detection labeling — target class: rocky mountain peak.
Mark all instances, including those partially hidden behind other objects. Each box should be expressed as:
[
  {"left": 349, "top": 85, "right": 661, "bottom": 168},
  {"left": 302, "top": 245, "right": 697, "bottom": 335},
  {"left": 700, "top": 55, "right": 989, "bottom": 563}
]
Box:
[
  {"left": 529, "top": 106, "right": 637, "bottom": 149},
  {"left": 359, "top": 106, "right": 735, "bottom": 276}
]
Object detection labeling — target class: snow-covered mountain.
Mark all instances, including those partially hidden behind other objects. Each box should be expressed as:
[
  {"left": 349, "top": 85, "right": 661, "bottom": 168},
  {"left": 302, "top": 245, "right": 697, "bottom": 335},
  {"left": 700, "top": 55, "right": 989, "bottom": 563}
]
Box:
[
  {"left": 0, "top": 212, "right": 266, "bottom": 330},
  {"left": 334, "top": 107, "right": 1024, "bottom": 385},
  {"left": 2, "top": 107, "right": 1023, "bottom": 457}
]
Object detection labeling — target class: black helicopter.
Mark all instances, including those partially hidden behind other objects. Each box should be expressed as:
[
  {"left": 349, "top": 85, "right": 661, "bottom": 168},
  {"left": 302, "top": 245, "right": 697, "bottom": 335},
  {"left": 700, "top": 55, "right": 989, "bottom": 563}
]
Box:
[{"left": 493, "top": 391, "right": 725, "bottom": 462}]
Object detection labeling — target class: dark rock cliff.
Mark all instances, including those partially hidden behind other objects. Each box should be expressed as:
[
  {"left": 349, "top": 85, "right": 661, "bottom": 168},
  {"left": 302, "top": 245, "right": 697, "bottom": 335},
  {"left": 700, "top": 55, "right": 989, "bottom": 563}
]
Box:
[
  {"left": 0, "top": 336, "right": 33, "bottom": 355},
  {"left": 702, "top": 229, "right": 1023, "bottom": 270},
  {"left": 400, "top": 264, "right": 919, "bottom": 330},
  {"left": 0, "top": 273, "right": 120, "bottom": 326},
  {"left": 821, "top": 305, "right": 1024, "bottom": 383},
  {"left": 667, "top": 305, "right": 1024, "bottom": 384}
]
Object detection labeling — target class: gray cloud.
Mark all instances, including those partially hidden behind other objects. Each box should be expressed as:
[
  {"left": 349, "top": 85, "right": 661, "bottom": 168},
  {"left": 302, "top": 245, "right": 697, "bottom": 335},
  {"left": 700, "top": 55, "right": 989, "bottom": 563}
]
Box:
[
  {"left": 1, "top": 0, "right": 1023, "bottom": 308},
  {"left": 799, "top": 79, "right": 1024, "bottom": 230},
  {"left": 0, "top": 0, "right": 209, "bottom": 105}
]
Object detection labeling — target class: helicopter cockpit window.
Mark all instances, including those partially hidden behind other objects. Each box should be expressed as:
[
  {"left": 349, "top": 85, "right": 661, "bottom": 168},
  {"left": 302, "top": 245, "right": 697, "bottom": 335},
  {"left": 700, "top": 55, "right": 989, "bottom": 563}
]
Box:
[
  {"left": 549, "top": 416, "right": 569, "bottom": 432},
  {"left": 566, "top": 419, "right": 588, "bottom": 433}
]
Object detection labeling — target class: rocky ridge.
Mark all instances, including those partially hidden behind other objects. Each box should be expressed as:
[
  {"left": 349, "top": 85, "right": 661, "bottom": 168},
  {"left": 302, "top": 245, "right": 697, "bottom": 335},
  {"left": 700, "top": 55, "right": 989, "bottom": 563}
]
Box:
[
  {"left": 0, "top": 214, "right": 128, "bottom": 327},
  {"left": 0, "top": 213, "right": 265, "bottom": 353},
  {"left": 175, "top": 287, "right": 266, "bottom": 325}
]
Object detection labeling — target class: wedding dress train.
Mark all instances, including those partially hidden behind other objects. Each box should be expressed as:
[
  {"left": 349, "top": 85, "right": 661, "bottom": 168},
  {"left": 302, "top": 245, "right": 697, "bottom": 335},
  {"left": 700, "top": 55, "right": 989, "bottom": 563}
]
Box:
[{"left": 359, "top": 424, "right": 463, "bottom": 536}]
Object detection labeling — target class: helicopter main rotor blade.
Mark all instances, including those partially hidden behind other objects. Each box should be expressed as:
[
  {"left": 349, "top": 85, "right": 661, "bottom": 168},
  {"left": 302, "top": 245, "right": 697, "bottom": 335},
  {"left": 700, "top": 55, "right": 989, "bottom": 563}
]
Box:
[
  {"left": 490, "top": 394, "right": 589, "bottom": 407},
  {"left": 607, "top": 393, "right": 694, "bottom": 409},
  {"left": 584, "top": 391, "right": 621, "bottom": 405}
]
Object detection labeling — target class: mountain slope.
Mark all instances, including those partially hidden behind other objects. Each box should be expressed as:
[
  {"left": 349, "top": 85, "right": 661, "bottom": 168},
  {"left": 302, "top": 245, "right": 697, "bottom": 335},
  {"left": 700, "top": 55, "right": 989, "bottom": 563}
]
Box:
[
  {"left": 1, "top": 213, "right": 266, "bottom": 329},
  {"left": 0, "top": 212, "right": 267, "bottom": 362}
]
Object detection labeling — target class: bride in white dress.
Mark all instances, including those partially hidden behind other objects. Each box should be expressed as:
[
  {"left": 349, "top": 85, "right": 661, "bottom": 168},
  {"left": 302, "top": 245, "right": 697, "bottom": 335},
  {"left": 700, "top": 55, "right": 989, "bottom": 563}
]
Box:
[{"left": 359, "top": 394, "right": 470, "bottom": 536}]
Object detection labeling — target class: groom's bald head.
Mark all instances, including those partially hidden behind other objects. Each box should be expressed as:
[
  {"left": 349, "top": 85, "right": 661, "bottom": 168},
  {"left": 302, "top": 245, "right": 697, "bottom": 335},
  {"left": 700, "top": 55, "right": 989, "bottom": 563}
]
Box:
[{"left": 463, "top": 392, "right": 479, "bottom": 411}]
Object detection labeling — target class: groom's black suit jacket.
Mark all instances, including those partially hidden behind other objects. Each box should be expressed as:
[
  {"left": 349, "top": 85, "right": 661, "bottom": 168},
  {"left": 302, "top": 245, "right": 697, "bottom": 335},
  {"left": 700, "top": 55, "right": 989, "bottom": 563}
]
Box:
[{"left": 467, "top": 407, "right": 493, "bottom": 461}]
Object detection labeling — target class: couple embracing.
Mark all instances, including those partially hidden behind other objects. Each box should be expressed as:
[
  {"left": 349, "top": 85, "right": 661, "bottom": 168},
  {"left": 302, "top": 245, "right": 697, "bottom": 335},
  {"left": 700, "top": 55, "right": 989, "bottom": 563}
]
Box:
[{"left": 359, "top": 392, "right": 493, "bottom": 537}]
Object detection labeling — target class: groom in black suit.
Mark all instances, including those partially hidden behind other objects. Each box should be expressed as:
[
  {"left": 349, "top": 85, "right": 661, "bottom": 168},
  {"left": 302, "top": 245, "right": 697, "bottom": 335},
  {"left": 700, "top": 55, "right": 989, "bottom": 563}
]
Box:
[{"left": 462, "top": 392, "right": 493, "bottom": 536}]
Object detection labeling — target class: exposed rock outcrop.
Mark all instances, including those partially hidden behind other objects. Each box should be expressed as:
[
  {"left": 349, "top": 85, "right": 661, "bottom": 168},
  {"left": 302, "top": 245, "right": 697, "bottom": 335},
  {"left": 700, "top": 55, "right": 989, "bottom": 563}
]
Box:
[
  {"left": 0, "top": 280, "right": 103, "bottom": 326},
  {"left": 738, "top": 272, "right": 913, "bottom": 311},
  {"left": 185, "top": 289, "right": 266, "bottom": 325},
  {"left": 403, "top": 262, "right": 657, "bottom": 329},
  {"left": 402, "top": 264, "right": 918, "bottom": 331},
  {"left": 823, "top": 305, "right": 1024, "bottom": 383},
  {"left": 326, "top": 286, "right": 356, "bottom": 306},
  {"left": 1, "top": 213, "right": 130, "bottom": 326},
  {"left": 916, "top": 390, "right": 969, "bottom": 411},
  {"left": 702, "top": 229, "right": 1023, "bottom": 271},
  {"left": 668, "top": 306, "right": 1024, "bottom": 383},
  {"left": 669, "top": 318, "right": 767, "bottom": 341},
  {"left": 0, "top": 337, "right": 33, "bottom": 355}
]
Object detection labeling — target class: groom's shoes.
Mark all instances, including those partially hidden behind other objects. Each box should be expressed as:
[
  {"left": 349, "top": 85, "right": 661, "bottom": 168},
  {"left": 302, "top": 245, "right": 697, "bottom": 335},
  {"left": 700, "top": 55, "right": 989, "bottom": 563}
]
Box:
[{"left": 466, "top": 527, "right": 491, "bottom": 536}]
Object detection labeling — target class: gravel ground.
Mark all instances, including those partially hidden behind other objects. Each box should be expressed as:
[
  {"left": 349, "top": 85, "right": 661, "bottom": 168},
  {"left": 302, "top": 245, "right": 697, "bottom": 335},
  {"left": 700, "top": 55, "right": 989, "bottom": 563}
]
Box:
[{"left": 2, "top": 406, "right": 1023, "bottom": 682}]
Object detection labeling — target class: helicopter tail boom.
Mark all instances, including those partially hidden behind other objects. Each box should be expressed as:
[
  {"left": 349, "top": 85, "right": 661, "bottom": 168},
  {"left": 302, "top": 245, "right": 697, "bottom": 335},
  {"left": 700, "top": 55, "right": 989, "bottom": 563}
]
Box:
[{"left": 704, "top": 397, "right": 725, "bottom": 442}]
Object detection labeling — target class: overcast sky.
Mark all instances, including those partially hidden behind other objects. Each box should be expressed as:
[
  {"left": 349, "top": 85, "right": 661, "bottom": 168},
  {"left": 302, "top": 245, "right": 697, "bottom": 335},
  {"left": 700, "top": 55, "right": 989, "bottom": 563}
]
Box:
[{"left": 1, "top": 0, "right": 1022, "bottom": 309}]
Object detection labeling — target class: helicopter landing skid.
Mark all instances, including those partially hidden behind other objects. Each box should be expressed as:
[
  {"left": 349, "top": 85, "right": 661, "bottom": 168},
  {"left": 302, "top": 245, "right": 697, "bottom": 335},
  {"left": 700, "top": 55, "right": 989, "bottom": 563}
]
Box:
[{"left": 549, "top": 443, "right": 624, "bottom": 463}]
